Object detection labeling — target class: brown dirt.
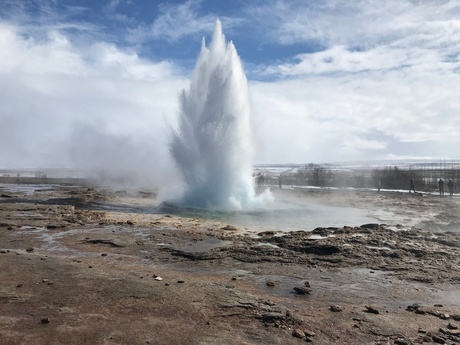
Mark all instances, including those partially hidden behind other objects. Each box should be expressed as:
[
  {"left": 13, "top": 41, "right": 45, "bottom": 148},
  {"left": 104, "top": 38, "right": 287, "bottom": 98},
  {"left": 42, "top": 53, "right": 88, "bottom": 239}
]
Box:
[{"left": 0, "top": 182, "right": 459, "bottom": 345}]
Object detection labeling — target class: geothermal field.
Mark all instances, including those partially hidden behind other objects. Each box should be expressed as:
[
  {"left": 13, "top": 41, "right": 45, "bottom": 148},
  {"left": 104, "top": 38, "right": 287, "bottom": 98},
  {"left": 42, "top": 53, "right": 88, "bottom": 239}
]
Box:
[
  {"left": 1, "top": 21, "right": 460, "bottom": 345},
  {"left": 1, "top": 180, "right": 460, "bottom": 345}
]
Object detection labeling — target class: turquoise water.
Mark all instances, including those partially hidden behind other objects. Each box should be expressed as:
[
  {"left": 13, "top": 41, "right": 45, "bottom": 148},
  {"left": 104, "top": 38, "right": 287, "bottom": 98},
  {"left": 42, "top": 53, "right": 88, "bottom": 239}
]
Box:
[{"left": 156, "top": 196, "right": 376, "bottom": 232}]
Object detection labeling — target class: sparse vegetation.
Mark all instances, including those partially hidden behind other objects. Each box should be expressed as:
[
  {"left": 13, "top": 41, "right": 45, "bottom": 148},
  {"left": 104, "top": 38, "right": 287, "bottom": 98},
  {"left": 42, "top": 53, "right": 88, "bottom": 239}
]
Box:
[{"left": 261, "top": 161, "right": 460, "bottom": 193}]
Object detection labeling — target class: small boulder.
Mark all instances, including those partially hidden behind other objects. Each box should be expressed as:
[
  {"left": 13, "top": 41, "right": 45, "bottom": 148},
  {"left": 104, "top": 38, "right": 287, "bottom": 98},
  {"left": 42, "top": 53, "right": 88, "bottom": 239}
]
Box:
[
  {"left": 448, "top": 323, "right": 459, "bottom": 330},
  {"left": 360, "top": 223, "right": 380, "bottom": 229},
  {"left": 222, "top": 225, "right": 237, "bottom": 231},
  {"left": 330, "top": 305, "right": 343, "bottom": 312},
  {"left": 292, "top": 328, "right": 305, "bottom": 338},
  {"left": 293, "top": 286, "right": 312, "bottom": 295},
  {"left": 304, "top": 329, "right": 316, "bottom": 337},
  {"left": 431, "top": 335, "right": 446, "bottom": 344},
  {"left": 365, "top": 305, "right": 379, "bottom": 314}
]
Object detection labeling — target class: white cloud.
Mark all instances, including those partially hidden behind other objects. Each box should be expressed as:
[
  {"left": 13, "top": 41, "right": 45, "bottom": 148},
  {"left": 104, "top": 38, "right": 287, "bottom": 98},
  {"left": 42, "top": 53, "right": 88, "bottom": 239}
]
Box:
[
  {"left": 242, "top": 0, "right": 460, "bottom": 163},
  {"left": 1, "top": 0, "right": 460, "bottom": 171},
  {"left": 250, "top": 65, "right": 460, "bottom": 163},
  {"left": 126, "top": 0, "right": 243, "bottom": 45},
  {"left": 264, "top": 45, "right": 413, "bottom": 76},
  {"left": 249, "top": 0, "right": 460, "bottom": 47},
  {"left": 0, "top": 20, "right": 186, "bottom": 190}
]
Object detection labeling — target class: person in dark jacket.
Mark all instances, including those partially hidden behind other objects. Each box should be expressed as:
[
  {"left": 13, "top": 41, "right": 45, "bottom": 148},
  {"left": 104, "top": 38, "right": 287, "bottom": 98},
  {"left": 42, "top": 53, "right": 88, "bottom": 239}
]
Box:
[
  {"left": 447, "top": 179, "right": 454, "bottom": 196},
  {"left": 409, "top": 178, "right": 416, "bottom": 193},
  {"left": 438, "top": 178, "right": 445, "bottom": 196}
]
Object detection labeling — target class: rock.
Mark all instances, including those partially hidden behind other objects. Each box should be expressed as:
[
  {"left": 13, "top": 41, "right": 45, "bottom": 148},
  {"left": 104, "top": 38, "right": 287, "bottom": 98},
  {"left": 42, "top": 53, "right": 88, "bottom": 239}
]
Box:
[
  {"left": 421, "top": 335, "right": 432, "bottom": 342},
  {"left": 258, "top": 312, "right": 285, "bottom": 325},
  {"left": 330, "top": 305, "right": 343, "bottom": 312},
  {"left": 221, "top": 225, "right": 237, "bottom": 231},
  {"left": 154, "top": 276, "right": 163, "bottom": 281},
  {"left": 292, "top": 328, "right": 305, "bottom": 338},
  {"left": 266, "top": 280, "right": 276, "bottom": 286},
  {"left": 101, "top": 253, "right": 108, "bottom": 256},
  {"left": 258, "top": 231, "right": 276, "bottom": 236},
  {"left": 441, "top": 328, "right": 460, "bottom": 336},
  {"left": 364, "top": 305, "right": 379, "bottom": 314},
  {"left": 16, "top": 283, "right": 23, "bottom": 288},
  {"left": 448, "top": 323, "right": 459, "bottom": 330},
  {"left": 303, "top": 281, "right": 311, "bottom": 288},
  {"left": 407, "top": 303, "right": 420, "bottom": 312},
  {"left": 312, "top": 227, "right": 328, "bottom": 235},
  {"left": 177, "top": 280, "right": 185, "bottom": 284},
  {"left": 431, "top": 335, "right": 446, "bottom": 344},
  {"left": 293, "top": 286, "right": 312, "bottom": 295},
  {"left": 126, "top": 221, "right": 134, "bottom": 225},
  {"left": 414, "top": 308, "right": 427, "bottom": 315},
  {"left": 301, "top": 244, "right": 340, "bottom": 255},
  {"left": 304, "top": 329, "right": 316, "bottom": 337},
  {"left": 360, "top": 223, "right": 380, "bottom": 229},
  {"left": 26, "top": 247, "right": 34, "bottom": 252},
  {"left": 394, "top": 339, "right": 409, "bottom": 345},
  {"left": 40, "top": 317, "right": 50, "bottom": 324}
]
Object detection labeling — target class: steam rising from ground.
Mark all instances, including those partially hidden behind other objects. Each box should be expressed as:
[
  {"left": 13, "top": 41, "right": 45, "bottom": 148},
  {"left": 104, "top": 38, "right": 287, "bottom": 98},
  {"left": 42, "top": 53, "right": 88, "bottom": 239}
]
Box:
[{"left": 170, "top": 20, "right": 272, "bottom": 209}]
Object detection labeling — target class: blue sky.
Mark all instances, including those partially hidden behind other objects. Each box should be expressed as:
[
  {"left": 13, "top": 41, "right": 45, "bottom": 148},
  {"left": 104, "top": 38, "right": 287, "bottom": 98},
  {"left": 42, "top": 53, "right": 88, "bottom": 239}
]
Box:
[{"left": 1, "top": 0, "right": 460, "bottom": 184}]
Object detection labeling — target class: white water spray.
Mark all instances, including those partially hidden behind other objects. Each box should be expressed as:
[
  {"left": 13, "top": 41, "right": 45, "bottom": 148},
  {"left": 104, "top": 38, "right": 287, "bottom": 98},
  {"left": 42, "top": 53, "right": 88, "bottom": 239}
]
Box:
[{"left": 170, "top": 20, "right": 272, "bottom": 209}]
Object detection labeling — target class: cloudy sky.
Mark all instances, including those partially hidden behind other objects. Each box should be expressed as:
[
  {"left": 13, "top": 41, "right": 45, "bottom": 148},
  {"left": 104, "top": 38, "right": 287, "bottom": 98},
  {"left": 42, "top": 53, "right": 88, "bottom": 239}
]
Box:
[{"left": 1, "top": 0, "right": 459, "bottom": 180}]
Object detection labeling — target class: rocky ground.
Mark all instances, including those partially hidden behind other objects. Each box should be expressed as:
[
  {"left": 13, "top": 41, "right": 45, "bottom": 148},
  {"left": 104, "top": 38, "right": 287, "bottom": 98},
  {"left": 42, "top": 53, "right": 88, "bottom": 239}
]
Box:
[{"left": 0, "top": 182, "right": 459, "bottom": 345}]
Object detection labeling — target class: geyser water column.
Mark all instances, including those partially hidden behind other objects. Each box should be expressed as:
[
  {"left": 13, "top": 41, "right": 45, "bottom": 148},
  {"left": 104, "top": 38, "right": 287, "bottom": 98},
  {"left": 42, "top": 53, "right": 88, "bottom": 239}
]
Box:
[{"left": 170, "top": 20, "right": 270, "bottom": 209}]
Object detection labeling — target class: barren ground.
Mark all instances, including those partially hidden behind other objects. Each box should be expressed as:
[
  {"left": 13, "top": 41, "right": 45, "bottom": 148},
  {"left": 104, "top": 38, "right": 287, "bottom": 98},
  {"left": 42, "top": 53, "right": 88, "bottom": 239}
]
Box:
[{"left": 0, "top": 181, "right": 459, "bottom": 345}]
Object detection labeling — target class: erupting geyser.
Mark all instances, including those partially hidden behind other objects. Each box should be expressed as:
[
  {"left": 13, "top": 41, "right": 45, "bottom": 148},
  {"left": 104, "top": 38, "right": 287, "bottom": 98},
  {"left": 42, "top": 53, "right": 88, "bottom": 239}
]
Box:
[{"left": 170, "top": 20, "right": 272, "bottom": 209}]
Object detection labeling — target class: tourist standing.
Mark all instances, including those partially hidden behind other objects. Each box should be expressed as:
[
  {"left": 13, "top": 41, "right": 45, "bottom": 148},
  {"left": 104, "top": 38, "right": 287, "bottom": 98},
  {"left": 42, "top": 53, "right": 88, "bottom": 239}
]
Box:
[
  {"left": 447, "top": 179, "right": 454, "bottom": 196},
  {"left": 409, "top": 178, "right": 416, "bottom": 193},
  {"left": 438, "top": 178, "right": 445, "bottom": 196}
]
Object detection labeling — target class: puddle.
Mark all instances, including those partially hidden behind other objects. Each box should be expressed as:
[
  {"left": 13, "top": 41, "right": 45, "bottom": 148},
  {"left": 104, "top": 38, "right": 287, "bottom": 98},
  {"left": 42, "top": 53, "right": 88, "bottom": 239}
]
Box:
[
  {"left": 366, "top": 245, "right": 392, "bottom": 251},
  {"left": 255, "top": 242, "right": 280, "bottom": 249},
  {"left": 307, "top": 234, "right": 336, "bottom": 240},
  {"left": 156, "top": 196, "right": 377, "bottom": 232},
  {"left": 0, "top": 183, "right": 61, "bottom": 195},
  {"left": 246, "top": 267, "right": 448, "bottom": 310},
  {"left": 182, "top": 237, "right": 232, "bottom": 253},
  {"left": 434, "top": 288, "right": 460, "bottom": 306}
]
